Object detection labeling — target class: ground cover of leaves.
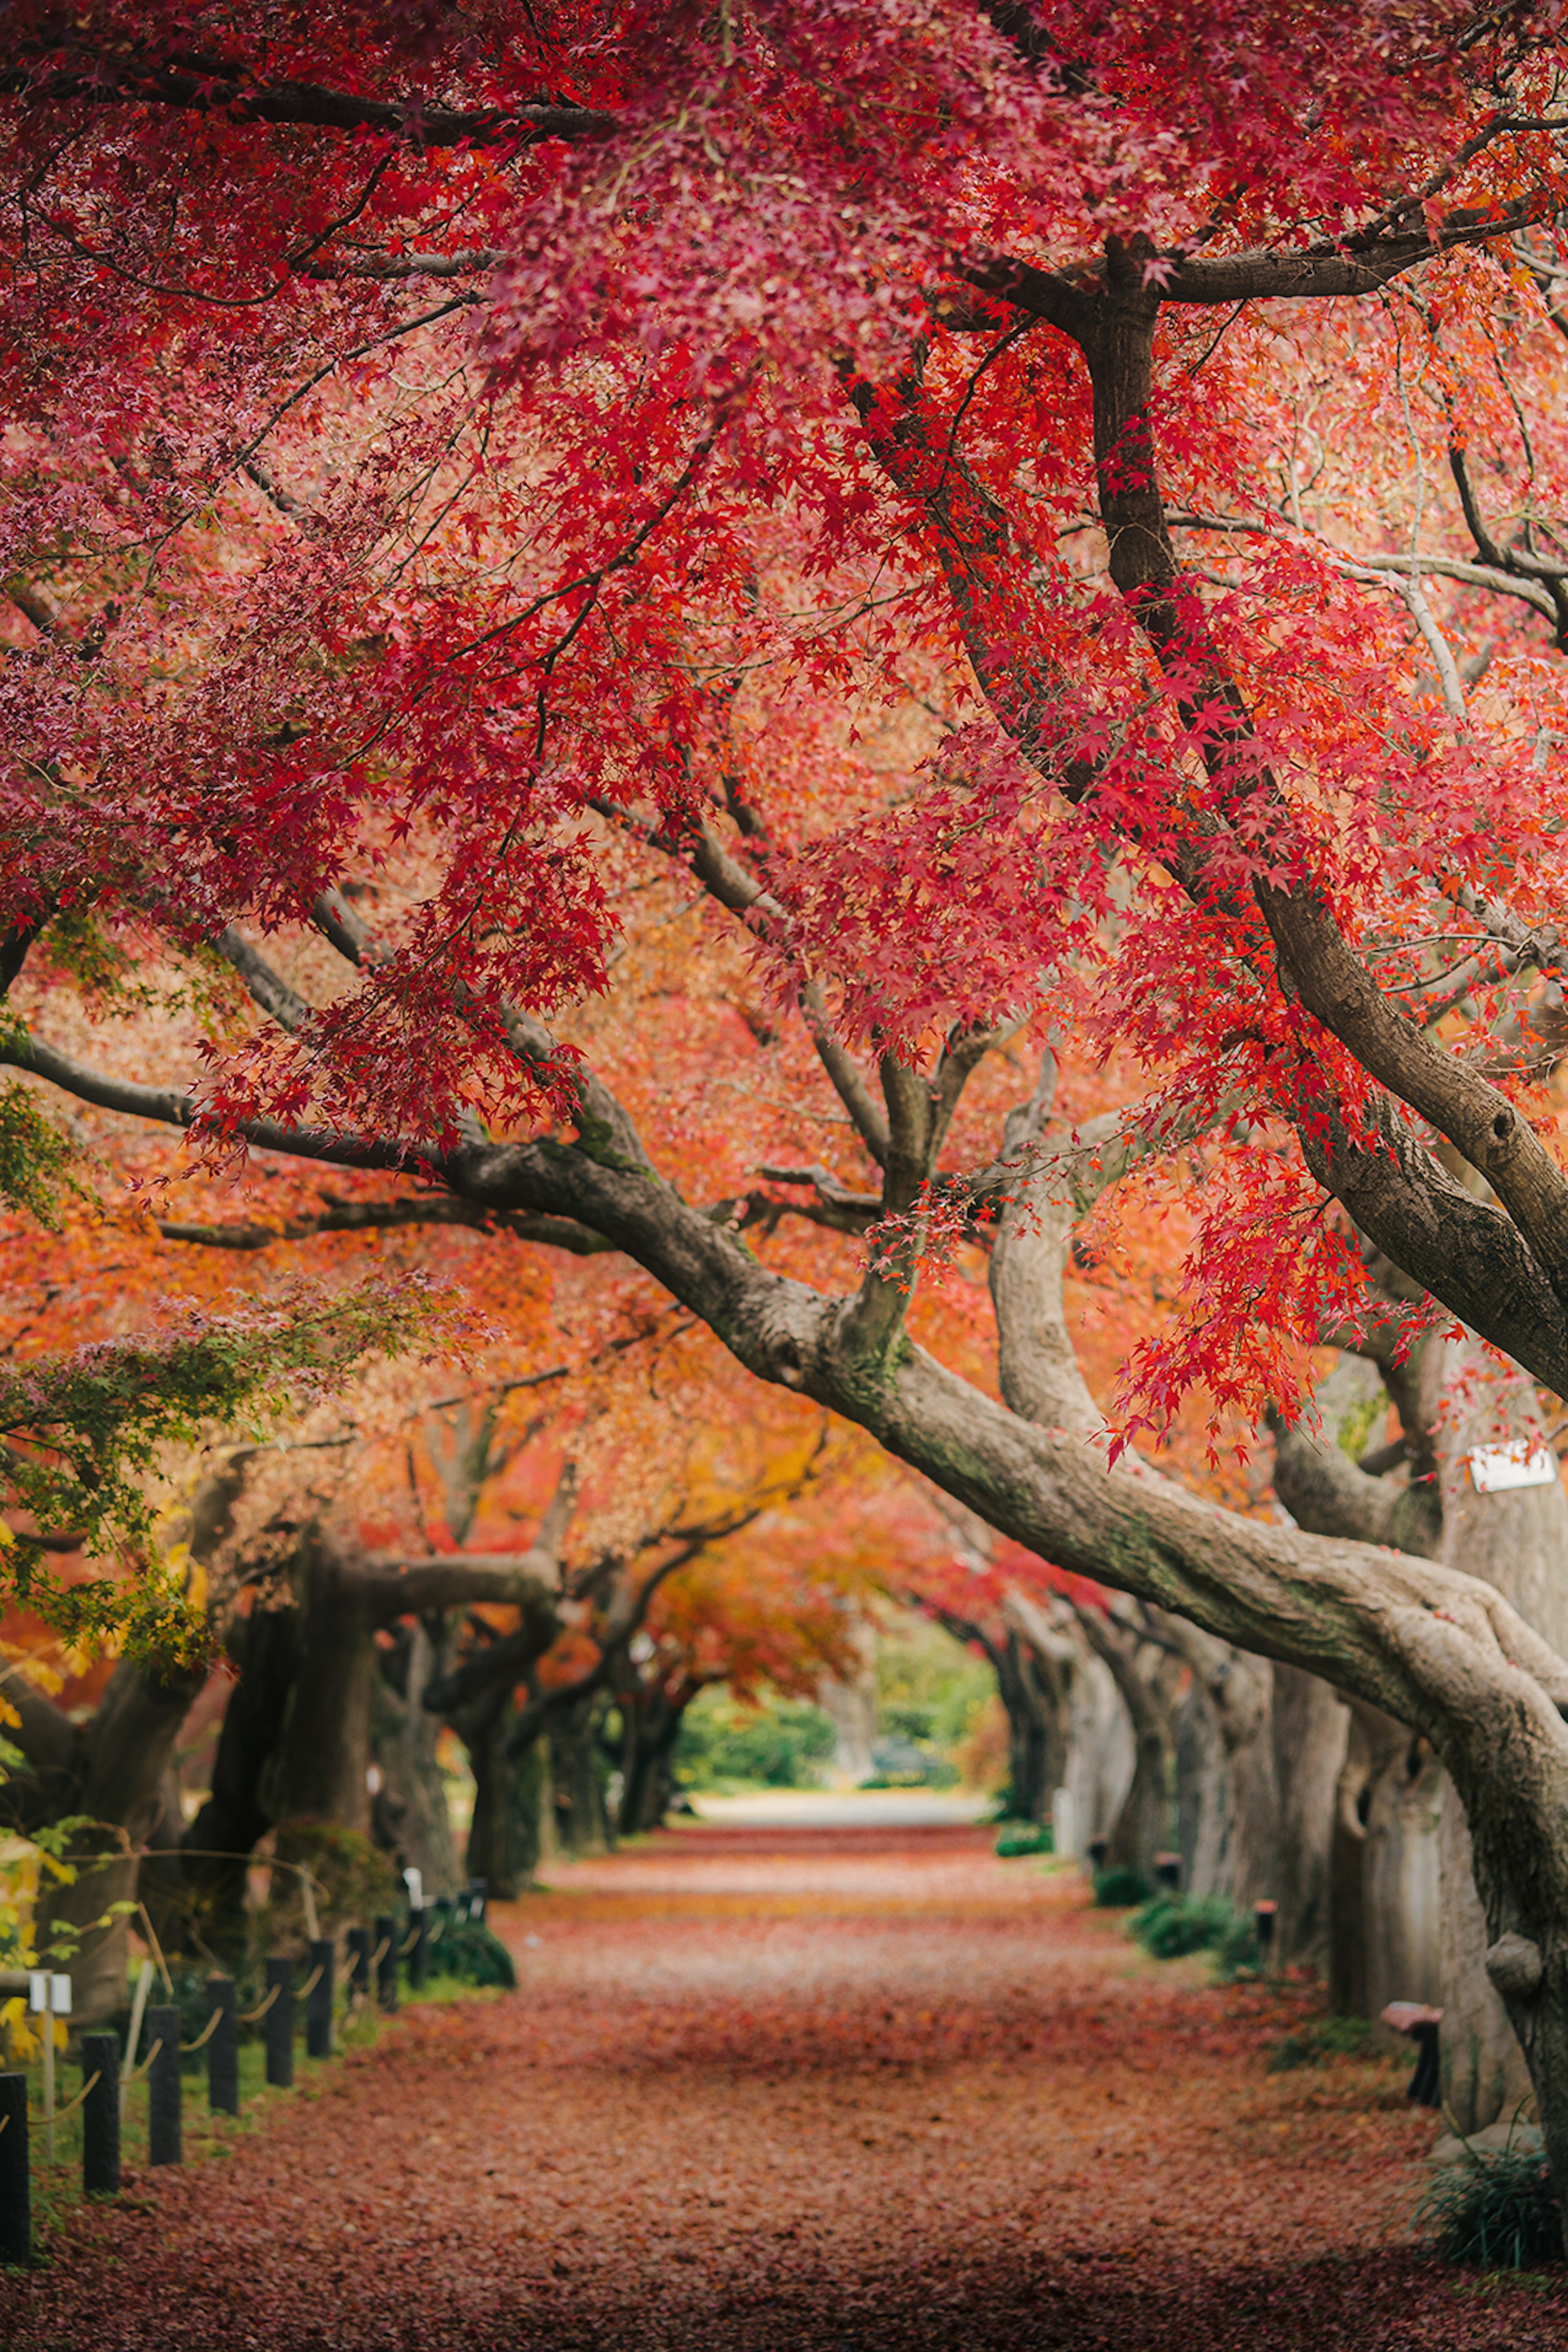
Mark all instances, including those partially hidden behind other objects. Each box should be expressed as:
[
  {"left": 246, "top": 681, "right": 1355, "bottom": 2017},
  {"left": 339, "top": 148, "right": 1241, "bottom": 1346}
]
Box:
[{"left": 4, "top": 1818, "right": 1564, "bottom": 2350}]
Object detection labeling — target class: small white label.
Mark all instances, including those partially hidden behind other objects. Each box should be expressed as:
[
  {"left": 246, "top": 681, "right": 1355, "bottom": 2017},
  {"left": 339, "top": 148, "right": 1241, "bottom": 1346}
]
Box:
[
  {"left": 1469, "top": 1445, "right": 1559, "bottom": 1494},
  {"left": 27, "top": 1971, "right": 46, "bottom": 2013},
  {"left": 51, "top": 1975, "right": 71, "bottom": 2015},
  {"left": 403, "top": 1868, "right": 424, "bottom": 1911}
]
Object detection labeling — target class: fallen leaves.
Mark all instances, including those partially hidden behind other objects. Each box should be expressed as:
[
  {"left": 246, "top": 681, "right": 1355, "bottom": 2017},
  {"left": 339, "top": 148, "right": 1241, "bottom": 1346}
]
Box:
[{"left": 4, "top": 1820, "right": 1564, "bottom": 2348}]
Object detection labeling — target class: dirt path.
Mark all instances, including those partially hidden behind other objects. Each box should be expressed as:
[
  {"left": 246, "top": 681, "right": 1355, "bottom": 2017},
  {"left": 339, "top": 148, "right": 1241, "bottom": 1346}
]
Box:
[{"left": 6, "top": 1821, "right": 1566, "bottom": 2349}]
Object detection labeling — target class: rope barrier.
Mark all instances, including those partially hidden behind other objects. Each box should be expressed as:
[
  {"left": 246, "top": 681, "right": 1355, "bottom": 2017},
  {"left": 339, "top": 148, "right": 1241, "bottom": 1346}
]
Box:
[
  {"left": 180, "top": 2007, "right": 223, "bottom": 2054},
  {"left": 31, "top": 2070, "right": 99, "bottom": 2128},
  {"left": 122, "top": 2036, "right": 164, "bottom": 2085},
  {"left": 298, "top": 1964, "right": 324, "bottom": 2000},
  {"left": 237, "top": 1983, "right": 281, "bottom": 2024},
  {"left": 399, "top": 1929, "right": 420, "bottom": 1956},
  {"left": 370, "top": 1938, "right": 390, "bottom": 1969}
]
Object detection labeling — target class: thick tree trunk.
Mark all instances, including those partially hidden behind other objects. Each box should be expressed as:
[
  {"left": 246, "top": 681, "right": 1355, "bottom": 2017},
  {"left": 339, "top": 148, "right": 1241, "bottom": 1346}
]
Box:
[
  {"left": 1431, "top": 1336, "right": 1568, "bottom": 2130},
  {"left": 462, "top": 1697, "right": 546, "bottom": 1898},
  {"left": 1271, "top": 1666, "right": 1348, "bottom": 1967},
  {"left": 550, "top": 1696, "right": 611, "bottom": 1856},
  {"left": 176, "top": 1598, "right": 300, "bottom": 1957},
  {"left": 1075, "top": 1611, "right": 1175, "bottom": 1880},
  {"left": 1063, "top": 1648, "right": 1134, "bottom": 1852},
  {"left": 42, "top": 1659, "right": 209, "bottom": 2023},
  {"left": 371, "top": 1617, "right": 462, "bottom": 1898}
]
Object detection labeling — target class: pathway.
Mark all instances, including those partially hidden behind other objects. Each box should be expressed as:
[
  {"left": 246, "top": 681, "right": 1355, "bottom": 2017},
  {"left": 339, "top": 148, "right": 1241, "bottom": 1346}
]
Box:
[{"left": 4, "top": 1817, "right": 1565, "bottom": 2349}]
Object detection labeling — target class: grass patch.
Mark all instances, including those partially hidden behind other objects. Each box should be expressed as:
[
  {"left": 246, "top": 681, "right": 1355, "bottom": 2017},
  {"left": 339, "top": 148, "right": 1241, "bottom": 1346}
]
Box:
[
  {"left": 1418, "top": 2145, "right": 1563, "bottom": 2271},
  {"left": 993, "top": 1822, "right": 1052, "bottom": 1858},
  {"left": 1093, "top": 1866, "right": 1153, "bottom": 1908}
]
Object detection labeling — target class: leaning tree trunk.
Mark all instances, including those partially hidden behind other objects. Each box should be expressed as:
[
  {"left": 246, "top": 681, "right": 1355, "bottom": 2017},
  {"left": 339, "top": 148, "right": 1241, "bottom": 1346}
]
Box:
[{"left": 1430, "top": 1335, "right": 1568, "bottom": 2132}]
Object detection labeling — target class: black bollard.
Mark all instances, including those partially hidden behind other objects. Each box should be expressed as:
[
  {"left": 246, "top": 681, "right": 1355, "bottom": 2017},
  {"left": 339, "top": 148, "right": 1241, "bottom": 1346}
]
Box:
[
  {"left": 1086, "top": 1838, "right": 1109, "bottom": 1871},
  {"left": 346, "top": 1926, "right": 372, "bottom": 2004},
  {"left": 1409, "top": 2020, "right": 1443, "bottom": 2107},
  {"left": 374, "top": 1914, "right": 398, "bottom": 2015},
  {"left": 207, "top": 1975, "right": 239, "bottom": 2116},
  {"left": 264, "top": 1957, "right": 294, "bottom": 2089},
  {"left": 81, "top": 2034, "right": 120, "bottom": 2195},
  {"left": 306, "top": 1938, "right": 335, "bottom": 2060},
  {"left": 1154, "top": 1853, "right": 1182, "bottom": 1892},
  {"left": 1254, "top": 1900, "right": 1278, "bottom": 1970},
  {"left": 464, "top": 1876, "right": 488, "bottom": 1926},
  {"left": 409, "top": 1904, "right": 430, "bottom": 1991},
  {"left": 147, "top": 2005, "right": 181, "bottom": 2167},
  {"left": 0, "top": 2073, "right": 28, "bottom": 2264}
]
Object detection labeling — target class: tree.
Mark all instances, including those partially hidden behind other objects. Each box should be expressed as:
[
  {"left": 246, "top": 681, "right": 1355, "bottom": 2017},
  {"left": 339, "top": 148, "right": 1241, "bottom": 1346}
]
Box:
[{"left": 15, "top": 0, "right": 1568, "bottom": 2214}]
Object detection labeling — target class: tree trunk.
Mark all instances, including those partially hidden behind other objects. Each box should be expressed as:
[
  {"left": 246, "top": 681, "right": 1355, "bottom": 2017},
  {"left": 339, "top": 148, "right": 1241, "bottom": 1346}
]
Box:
[
  {"left": 371, "top": 1617, "right": 462, "bottom": 1898},
  {"left": 176, "top": 1599, "right": 300, "bottom": 1957},
  {"left": 550, "top": 1696, "right": 610, "bottom": 1856},
  {"left": 1270, "top": 1666, "right": 1348, "bottom": 1969},
  {"left": 274, "top": 1535, "right": 376, "bottom": 1828},
  {"left": 1076, "top": 1612, "right": 1175, "bottom": 1880},
  {"left": 42, "top": 1659, "right": 209, "bottom": 2023},
  {"left": 1430, "top": 1335, "right": 1568, "bottom": 2130},
  {"left": 463, "top": 1696, "right": 546, "bottom": 1898}
]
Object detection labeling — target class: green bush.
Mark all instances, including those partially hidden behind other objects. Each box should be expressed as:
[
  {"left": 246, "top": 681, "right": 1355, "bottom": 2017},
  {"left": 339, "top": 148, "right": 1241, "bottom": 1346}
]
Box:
[
  {"left": 1129, "top": 1893, "right": 1232, "bottom": 1958},
  {"left": 1212, "top": 1910, "right": 1263, "bottom": 1980},
  {"left": 1093, "top": 1866, "right": 1153, "bottom": 1907},
  {"left": 1418, "top": 2148, "right": 1562, "bottom": 2270},
  {"left": 425, "top": 1911, "right": 517, "bottom": 1989},
  {"left": 673, "top": 1690, "right": 837, "bottom": 1789},
  {"left": 994, "top": 1821, "right": 1052, "bottom": 1858},
  {"left": 1269, "top": 2016, "right": 1376, "bottom": 2071}
]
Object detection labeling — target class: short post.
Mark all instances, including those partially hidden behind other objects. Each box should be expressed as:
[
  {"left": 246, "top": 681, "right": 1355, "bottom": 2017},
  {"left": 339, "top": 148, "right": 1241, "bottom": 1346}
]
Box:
[
  {"left": 374, "top": 1914, "right": 398, "bottom": 2015},
  {"left": 1382, "top": 2002, "right": 1446, "bottom": 2107},
  {"left": 264, "top": 1957, "right": 294, "bottom": 2089},
  {"left": 0, "top": 2074, "right": 28, "bottom": 2264},
  {"left": 346, "top": 1926, "right": 372, "bottom": 2005},
  {"left": 206, "top": 1974, "right": 238, "bottom": 2116},
  {"left": 404, "top": 1869, "right": 429, "bottom": 1991},
  {"left": 305, "top": 1938, "right": 334, "bottom": 2060},
  {"left": 1409, "top": 2018, "right": 1443, "bottom": 2106},
  {"left": 1154, "top": 1853, "right": 1182, "bottom": 1893},
  {"left": 464, "top": 1877, "right": 488, "bottom": 1926},
  {"left": 29, "top": 1972, "right": 70, "bottom": 2165},
  {"left": 1254, "top": 1899, "right": 1278, "bottom": 1972},
  {"left": 147, "top": 2004, "right": 181, "bottom": 2167},
  {"left": 1085, "top": 1838, "right": 1108, "bottom": 1873},
  {"left": 81, "top": 2034, "right": 120, "bottom": 2196}
]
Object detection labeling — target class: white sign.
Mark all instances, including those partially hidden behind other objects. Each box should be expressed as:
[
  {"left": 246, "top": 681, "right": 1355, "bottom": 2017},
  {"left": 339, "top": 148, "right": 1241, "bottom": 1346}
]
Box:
[
  {"left": 51, "top": 1974, "right": 71, "bottom": 2015},
  {"left": 27, "top": 1971, "right": 45, "bottom": 2013},
  {"left": 27, "top": 1972, "right": 70, "bottom": 2013},
  {"left": 1469, "top": 1444, "right": 1559, "bottom": 1494},
  {"left": 403, "top": 1867, "right": 424, "bottom": 1911}
]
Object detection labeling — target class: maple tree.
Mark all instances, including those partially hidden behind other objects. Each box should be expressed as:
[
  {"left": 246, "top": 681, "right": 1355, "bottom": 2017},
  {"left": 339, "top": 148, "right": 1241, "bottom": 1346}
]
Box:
[{"left": 12, "top": 0, "right": 1568, "bottom": 2214}]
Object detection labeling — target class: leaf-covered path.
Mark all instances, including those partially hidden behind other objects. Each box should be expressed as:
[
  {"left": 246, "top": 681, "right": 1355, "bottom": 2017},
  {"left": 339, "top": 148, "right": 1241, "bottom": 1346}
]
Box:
[{"left": 7, "top": 1818, "right": 1567, "bottom": 2350}]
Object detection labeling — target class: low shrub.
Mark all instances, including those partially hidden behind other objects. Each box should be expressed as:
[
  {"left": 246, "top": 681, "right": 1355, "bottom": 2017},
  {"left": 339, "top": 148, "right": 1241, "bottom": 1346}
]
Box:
[
  {"left": 1268, "top": 2016, "right": 1376, "bottom": 2071},
  {"left": 1211, "top": 1910, "right": 1263, "bottom": 1980},
  {"left": 425, "top": 1911, "right": 518, "bottom": 1988},
  {"left": 994, "top": 1821, "right": 1052, "bottom": 1858},
  {"left": 1093, "top": 1866, "right": 1153, "bottom": 1908},
  {"left": 1129, "top": 1893, "right": 1231, "bottom": 1959},
  {"left": 1418, "top": 2147, "right": 1562, "bottom": 2270}
]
